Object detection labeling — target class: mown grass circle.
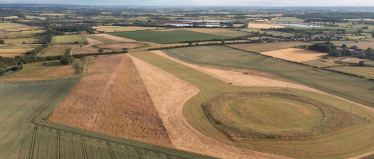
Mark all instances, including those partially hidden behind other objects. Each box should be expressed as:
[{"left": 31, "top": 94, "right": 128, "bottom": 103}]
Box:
[
  {"left": 225, "top": 97, "right": 324, "bottom": 131},
  {"left": 202, "top": 92, "right": 370, "bottom": 140}
]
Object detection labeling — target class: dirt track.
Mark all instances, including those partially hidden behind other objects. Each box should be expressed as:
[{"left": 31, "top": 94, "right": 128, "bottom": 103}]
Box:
[{"left": 130, "top": 55, "right": 289, "bottom": 159}]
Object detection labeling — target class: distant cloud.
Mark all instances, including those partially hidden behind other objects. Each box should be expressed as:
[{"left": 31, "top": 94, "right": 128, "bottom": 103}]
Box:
[{"left": 2, "top": 0, "right": 374, "bottom": 6}]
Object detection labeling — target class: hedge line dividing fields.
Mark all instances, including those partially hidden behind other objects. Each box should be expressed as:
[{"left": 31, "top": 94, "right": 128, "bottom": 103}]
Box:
[{"left": 0, "top": 78, "right": 211, "bottom": 159}]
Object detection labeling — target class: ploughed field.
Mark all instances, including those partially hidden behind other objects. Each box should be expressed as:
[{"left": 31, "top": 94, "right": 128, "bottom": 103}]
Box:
[
  {"left": 109, "top": 30, "right": 231, "bottom": 43},
  {"left": 131, "top": 50, "right": 374, "bottom": 158}
]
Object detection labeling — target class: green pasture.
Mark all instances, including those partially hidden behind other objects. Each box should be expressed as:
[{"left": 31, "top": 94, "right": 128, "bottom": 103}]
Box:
[{"left": 109, "top": 30, "right": 231, "bottom": 43}]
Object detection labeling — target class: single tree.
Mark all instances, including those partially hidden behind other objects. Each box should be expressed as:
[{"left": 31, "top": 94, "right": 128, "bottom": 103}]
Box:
[{"left": 98, "top": 48, "right": 104, "bottom": 53}]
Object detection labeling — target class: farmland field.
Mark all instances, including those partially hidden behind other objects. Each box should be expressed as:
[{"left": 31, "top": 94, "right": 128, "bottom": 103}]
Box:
[
  {"left": 0, "top": 60, "right": 77, "bottom": 82},
  {"left": 260, "top": 48, "right": 326, "bottom": 62},
  {"left": 0, "top": 78, "right": 207, "bottom": 159},
  {"left": 39, "top": 46, "right": 71, "bottom": 56},
  {"left": 241, "top": 29, "right": 295, "bottom": 37},
  {"left": 109, "top": 30, "right": 231, "bottom": 43},
  {"left": 131, "top": 50, "right": 374, "bottom": 158},
  {"left": 51, "top": 35, "right": 88, "bottom": 44},
  {"left": 93, "top": 26, "right": 163, "bottom": 32},
  {"left": 22, "top": 30, "right": 46, "bottom": 35},
  {"left": 47, "top": 54, "right": 173, "bottom": 148},
  {"left": 276, "top": 17, "right": 304, "bottom": 23},
  {"left": 162, "top": 46, "right": 374, "bottom": 107},
  {"left": 326, "top": 66, "right": 374, "bottom": 79},
  {"left": 228, "top": 42, "right": 307, "bottom": 52},
  {"left": 182, "top": 28, "right": 251, "bottom": 37}
]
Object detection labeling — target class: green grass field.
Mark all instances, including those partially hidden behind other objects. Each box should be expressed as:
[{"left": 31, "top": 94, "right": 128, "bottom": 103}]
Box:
[
  {"left": 22, "top": 30, "right": 46, "bottom": 35},
  {"left": 162, "top": 46, "right": 374, "bottom": 107},
  {"left": 0, "top": 79, "right": 210, "bottom": 159},
  {"left": 276, "top": 17, "right": 304, "bottom": 23},
  {"left": 109, "top": 30, "right": 231, "bottom": 43},
  {"left": 241, "top": 29, "right": 295, "bottom": 37},
  {"left": 51, "top": 35, "right": 88, "bottom": 44},
  {"left": 130, "top": 50, "right": 374, "bottom": 158},
  {"left": 327, "top": 66, "right": 374, "bottom": 79},
  {"left": 227, "top": 96, "right": 324, "bottom": 130}
]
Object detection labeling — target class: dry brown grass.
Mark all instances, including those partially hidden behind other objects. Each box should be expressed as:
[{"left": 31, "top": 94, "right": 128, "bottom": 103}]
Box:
[
  {"left": 0, "top": 60, "right": 76, "bottom": 82},
  {"left": 93, "top": 34, "right": 137, "bottom": 42},
  {"left": 46, "top": 54, "right": 172, "bottom": 147},
  {"left": 260, "top": 48, "right": 327, "bottom": 62}
]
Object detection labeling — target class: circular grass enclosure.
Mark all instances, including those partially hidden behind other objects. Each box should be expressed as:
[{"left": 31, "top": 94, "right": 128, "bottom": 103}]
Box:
[
  {"left": 226, "top": 97, "right": 324, "bottom": 131},
  {"left": 202, "top": 92, "right": 370, "bottom": 140}
]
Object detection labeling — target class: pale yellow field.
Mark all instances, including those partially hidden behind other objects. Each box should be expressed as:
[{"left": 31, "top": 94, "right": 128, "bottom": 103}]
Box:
[
  {"left": 247, "top": 23, "right": 284, "bottom": 29},
  {"left": 260, "top": 48, "right": 326, "bottom": 62}
]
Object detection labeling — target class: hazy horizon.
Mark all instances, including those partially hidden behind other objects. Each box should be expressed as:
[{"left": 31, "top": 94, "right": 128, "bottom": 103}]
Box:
[{"left": 1, "top": 0, "right": 374, "bottom": 7}]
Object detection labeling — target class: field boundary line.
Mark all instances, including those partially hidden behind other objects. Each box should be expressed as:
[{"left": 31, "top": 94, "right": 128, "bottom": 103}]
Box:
[
  {"left": 28, "top": 125, "right": 38, "bottom": 159},
  {"left": 81, "top": 139, "right": 88, "bottom": 159},
  {"left": 106, "top": 141, "right": 116, "bottom": 159}
]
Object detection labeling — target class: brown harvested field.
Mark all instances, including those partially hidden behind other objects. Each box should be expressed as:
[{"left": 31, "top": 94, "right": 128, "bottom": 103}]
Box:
[
  {"left": 247, "top": 23, "right": 284, "bottom": 29},
  {"left": 130, "top": 54, "right": 289, "bottom": 159},
  {"left": 260, "top": 48, "right": 327, "bottom": 62},
  {"left": 46, "top": 54, "right": 172, "bottom": 148},
  {"left": 228, "top": 42, "right": 307, "bottom": 52},
  {"left": 93, "top": 33, "right": 137, "bottom": 42},
  {"left": 0, "top": 48, "right": 34, "bottom": 57},
  {"left": 72, "top": 37, "right": 109, "bottom": 54},
  {"left": 0, "top": 60, "right": 76, "bottom": 82}
]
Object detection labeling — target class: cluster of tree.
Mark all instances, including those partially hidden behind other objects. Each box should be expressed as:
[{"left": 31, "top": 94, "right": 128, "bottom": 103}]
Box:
[
  {"left": 60, "top": 56, "right": 74, "bottom": 65},
  {"left": 309, "top": 41, "right": 336, "bottom": 53},
  {"left": 284, "top": 12, "right": 374, "bottom": 23},
  {"left": 46, "top": 25, "right": 95, "bottom": 34}
]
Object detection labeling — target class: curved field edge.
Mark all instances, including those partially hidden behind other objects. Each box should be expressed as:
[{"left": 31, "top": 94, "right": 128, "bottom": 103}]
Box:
[
  {"left": 0, "top": 78, "right": 211, "bottom": 159},
  {"left": 129, "top": 55, "right": 287, "bottom": 159},
  {"left": 130, "top": 51, "right": 374, "bottom": 159},
  {"left": 162, "top": 46, "right": 374, "bottom": 108}
]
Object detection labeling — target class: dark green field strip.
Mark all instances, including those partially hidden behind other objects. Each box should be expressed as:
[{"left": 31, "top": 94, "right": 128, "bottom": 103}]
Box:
[
  {"left": 0, "top": 79, "right": 212, "bottom": 159},
  {"left": 109, "top": 30, "right": 231, "bottom": 44},
  {"left": 163, "top": 46, "right": 374, "bottom": 108}
]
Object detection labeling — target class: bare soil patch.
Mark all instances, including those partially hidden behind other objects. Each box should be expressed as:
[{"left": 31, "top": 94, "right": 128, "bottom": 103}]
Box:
[
  {"left": 130, "top": 55, "right": 288, "bottom": 159},
  {"left": 260, "top": 48, "right": 326, "bottom": 62},
  {"left": 46, "top": 54, "right": 172, "bottom": 147}
]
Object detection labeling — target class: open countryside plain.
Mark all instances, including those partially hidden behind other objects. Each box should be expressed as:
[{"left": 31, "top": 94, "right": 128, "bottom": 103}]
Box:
[
  {"left": 109, "top": 30, "right": 231, "bottom": 43},
  {"left": 131, "top": 50, "right": 374, "bottom": 158}
]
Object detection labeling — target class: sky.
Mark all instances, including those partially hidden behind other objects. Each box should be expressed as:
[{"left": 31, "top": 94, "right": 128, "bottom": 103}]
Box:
[{"left": 1, "top": 0, "right": 374, "bottom": 6}]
